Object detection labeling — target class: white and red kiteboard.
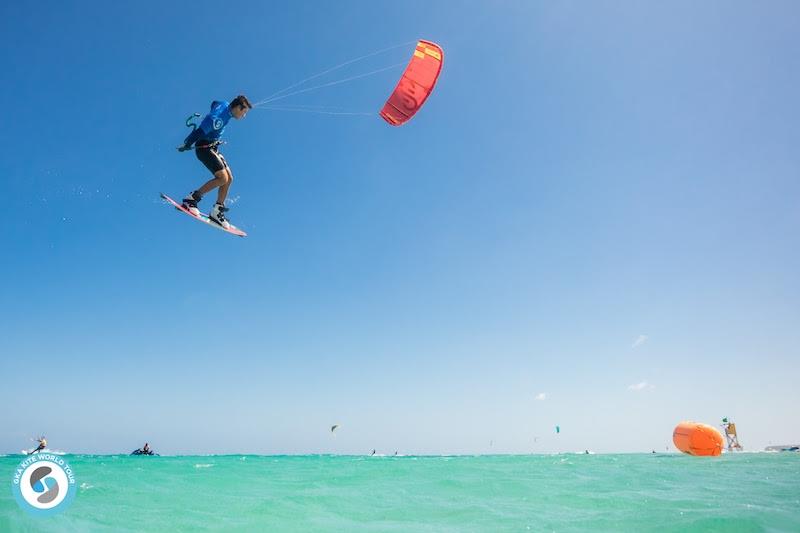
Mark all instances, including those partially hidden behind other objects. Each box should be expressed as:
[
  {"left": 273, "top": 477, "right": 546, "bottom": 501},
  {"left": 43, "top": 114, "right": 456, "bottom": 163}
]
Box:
[{"left": 160, "top": 193, "right": 247, "bottom": 237}]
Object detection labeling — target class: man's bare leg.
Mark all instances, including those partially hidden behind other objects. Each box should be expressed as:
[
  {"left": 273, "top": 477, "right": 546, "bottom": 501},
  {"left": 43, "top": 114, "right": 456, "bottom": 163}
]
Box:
[
  {"left": 196, "top": 168, "right": 229, "bottom": 199},
  {"left": 215, "top": 167, "right": 234, "bottom": 205}
]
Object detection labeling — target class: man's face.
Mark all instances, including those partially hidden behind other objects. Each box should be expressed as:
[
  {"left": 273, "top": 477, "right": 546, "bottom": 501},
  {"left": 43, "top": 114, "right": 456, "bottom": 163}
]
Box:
[{"left": 232, "top": 105, "right": 249, "bottom": 119}]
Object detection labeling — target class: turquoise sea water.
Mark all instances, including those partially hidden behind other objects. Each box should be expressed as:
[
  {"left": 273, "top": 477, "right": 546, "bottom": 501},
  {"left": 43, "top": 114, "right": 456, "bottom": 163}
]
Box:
[{"left": 1, "top": 453, "right": 798, "bottom": 532}]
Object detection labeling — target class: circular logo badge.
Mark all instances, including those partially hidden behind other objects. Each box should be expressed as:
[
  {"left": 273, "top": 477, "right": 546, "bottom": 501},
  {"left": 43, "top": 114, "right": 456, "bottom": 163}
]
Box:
[
  {"left": 213, "top": 118, "right": 223, "bottom": 130},
  {"left": 12, "top": 454, "right": 76, "bottom": 516}
]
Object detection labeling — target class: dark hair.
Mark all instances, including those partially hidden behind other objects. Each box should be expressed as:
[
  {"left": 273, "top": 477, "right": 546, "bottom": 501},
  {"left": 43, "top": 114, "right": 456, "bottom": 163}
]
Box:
[{"left": 231, "top": 94, "right": 253, "bottom": 110}]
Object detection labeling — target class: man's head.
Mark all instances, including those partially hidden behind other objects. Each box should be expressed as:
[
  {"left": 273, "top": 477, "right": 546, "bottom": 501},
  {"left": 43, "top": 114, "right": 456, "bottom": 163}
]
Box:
[{"left": 230, "top": 95, "right": 252, "bottom": 119}]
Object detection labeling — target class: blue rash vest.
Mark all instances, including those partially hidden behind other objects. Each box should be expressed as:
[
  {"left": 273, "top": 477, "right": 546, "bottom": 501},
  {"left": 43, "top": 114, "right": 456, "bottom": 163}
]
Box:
[{"left": 184, "top": 100, "right": 232, "bottom": 147}]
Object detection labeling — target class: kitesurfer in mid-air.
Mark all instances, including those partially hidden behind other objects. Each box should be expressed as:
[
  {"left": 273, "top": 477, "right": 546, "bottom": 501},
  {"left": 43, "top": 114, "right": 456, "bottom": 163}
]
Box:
[
  {"left": 31, "top": 436, "right": 47, "bottom": 454},
  {"left": 178, "top": 95, "right": 252, "bottom": 229}
]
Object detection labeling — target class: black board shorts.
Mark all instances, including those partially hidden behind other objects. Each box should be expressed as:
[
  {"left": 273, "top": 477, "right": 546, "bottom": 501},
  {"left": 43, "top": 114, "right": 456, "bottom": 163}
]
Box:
[{"left": 195, "top": 142, "right": 228, "bottom": 174}]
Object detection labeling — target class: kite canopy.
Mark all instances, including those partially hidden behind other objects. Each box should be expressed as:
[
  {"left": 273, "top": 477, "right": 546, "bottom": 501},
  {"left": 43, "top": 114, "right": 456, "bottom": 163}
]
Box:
[{"left": 380, "top": 40, "right": 443, "bottom": 126}]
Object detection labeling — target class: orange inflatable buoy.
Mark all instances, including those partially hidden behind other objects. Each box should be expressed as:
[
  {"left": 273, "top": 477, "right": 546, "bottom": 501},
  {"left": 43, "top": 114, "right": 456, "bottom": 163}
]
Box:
[{"left": 673, "top": 421, "right": 724, "bottom": 456}]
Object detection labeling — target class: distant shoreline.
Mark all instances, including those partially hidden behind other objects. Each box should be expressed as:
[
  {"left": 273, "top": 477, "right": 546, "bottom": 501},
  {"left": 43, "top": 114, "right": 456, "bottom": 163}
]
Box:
[{"left": 4, "top": 451, "right": 797, "bottom": 458}]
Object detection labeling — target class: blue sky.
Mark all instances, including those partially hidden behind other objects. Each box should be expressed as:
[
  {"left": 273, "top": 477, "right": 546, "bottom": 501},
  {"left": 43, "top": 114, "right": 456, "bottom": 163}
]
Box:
[{"left": 1, "top": 1, "right": 798, "bottom": 454}]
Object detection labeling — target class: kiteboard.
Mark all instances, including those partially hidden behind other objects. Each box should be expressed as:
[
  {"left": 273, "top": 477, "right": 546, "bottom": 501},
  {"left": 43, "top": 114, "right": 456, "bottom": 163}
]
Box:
[{"left": 160, "top": 193, "right": 247, "bottom": 237}]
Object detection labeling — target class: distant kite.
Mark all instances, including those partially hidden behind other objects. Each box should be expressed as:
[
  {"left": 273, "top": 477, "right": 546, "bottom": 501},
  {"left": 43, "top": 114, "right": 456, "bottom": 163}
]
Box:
[
  {"left": 331, "top": 424, "right": 339, "bottom": 433},
  {"left": 380, "top": 40, "right": 443, "bottom": 126}
]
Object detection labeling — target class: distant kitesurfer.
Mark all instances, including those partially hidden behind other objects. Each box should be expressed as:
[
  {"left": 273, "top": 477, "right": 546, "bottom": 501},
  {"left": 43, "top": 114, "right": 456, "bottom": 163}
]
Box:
[
  {"left": 370, "top": 449, "right": 376, "bottom": 456},
  {"left": 31, "top": 436, "right": 47, "bottom": 454},
  {"left": 178, "top": 95, "right": 252, "bottom": 229}
]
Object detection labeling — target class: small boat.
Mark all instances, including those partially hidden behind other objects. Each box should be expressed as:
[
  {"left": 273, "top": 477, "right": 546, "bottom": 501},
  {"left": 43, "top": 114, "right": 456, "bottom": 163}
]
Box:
[{"left": 764, "top": 445, "right": 800, "bottom": 452}]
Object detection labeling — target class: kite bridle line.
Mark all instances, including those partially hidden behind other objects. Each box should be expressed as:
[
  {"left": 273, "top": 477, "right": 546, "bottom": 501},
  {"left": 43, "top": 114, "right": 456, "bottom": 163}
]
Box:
[
  {"left": 256, "top": 40, "right": 416, "bottom": 106},
  {"left": 255, "top": 62, "right": 406, "bottom": 107},
  {"left": 256, "top": 106, "right": 375, "bottom": 117}
]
